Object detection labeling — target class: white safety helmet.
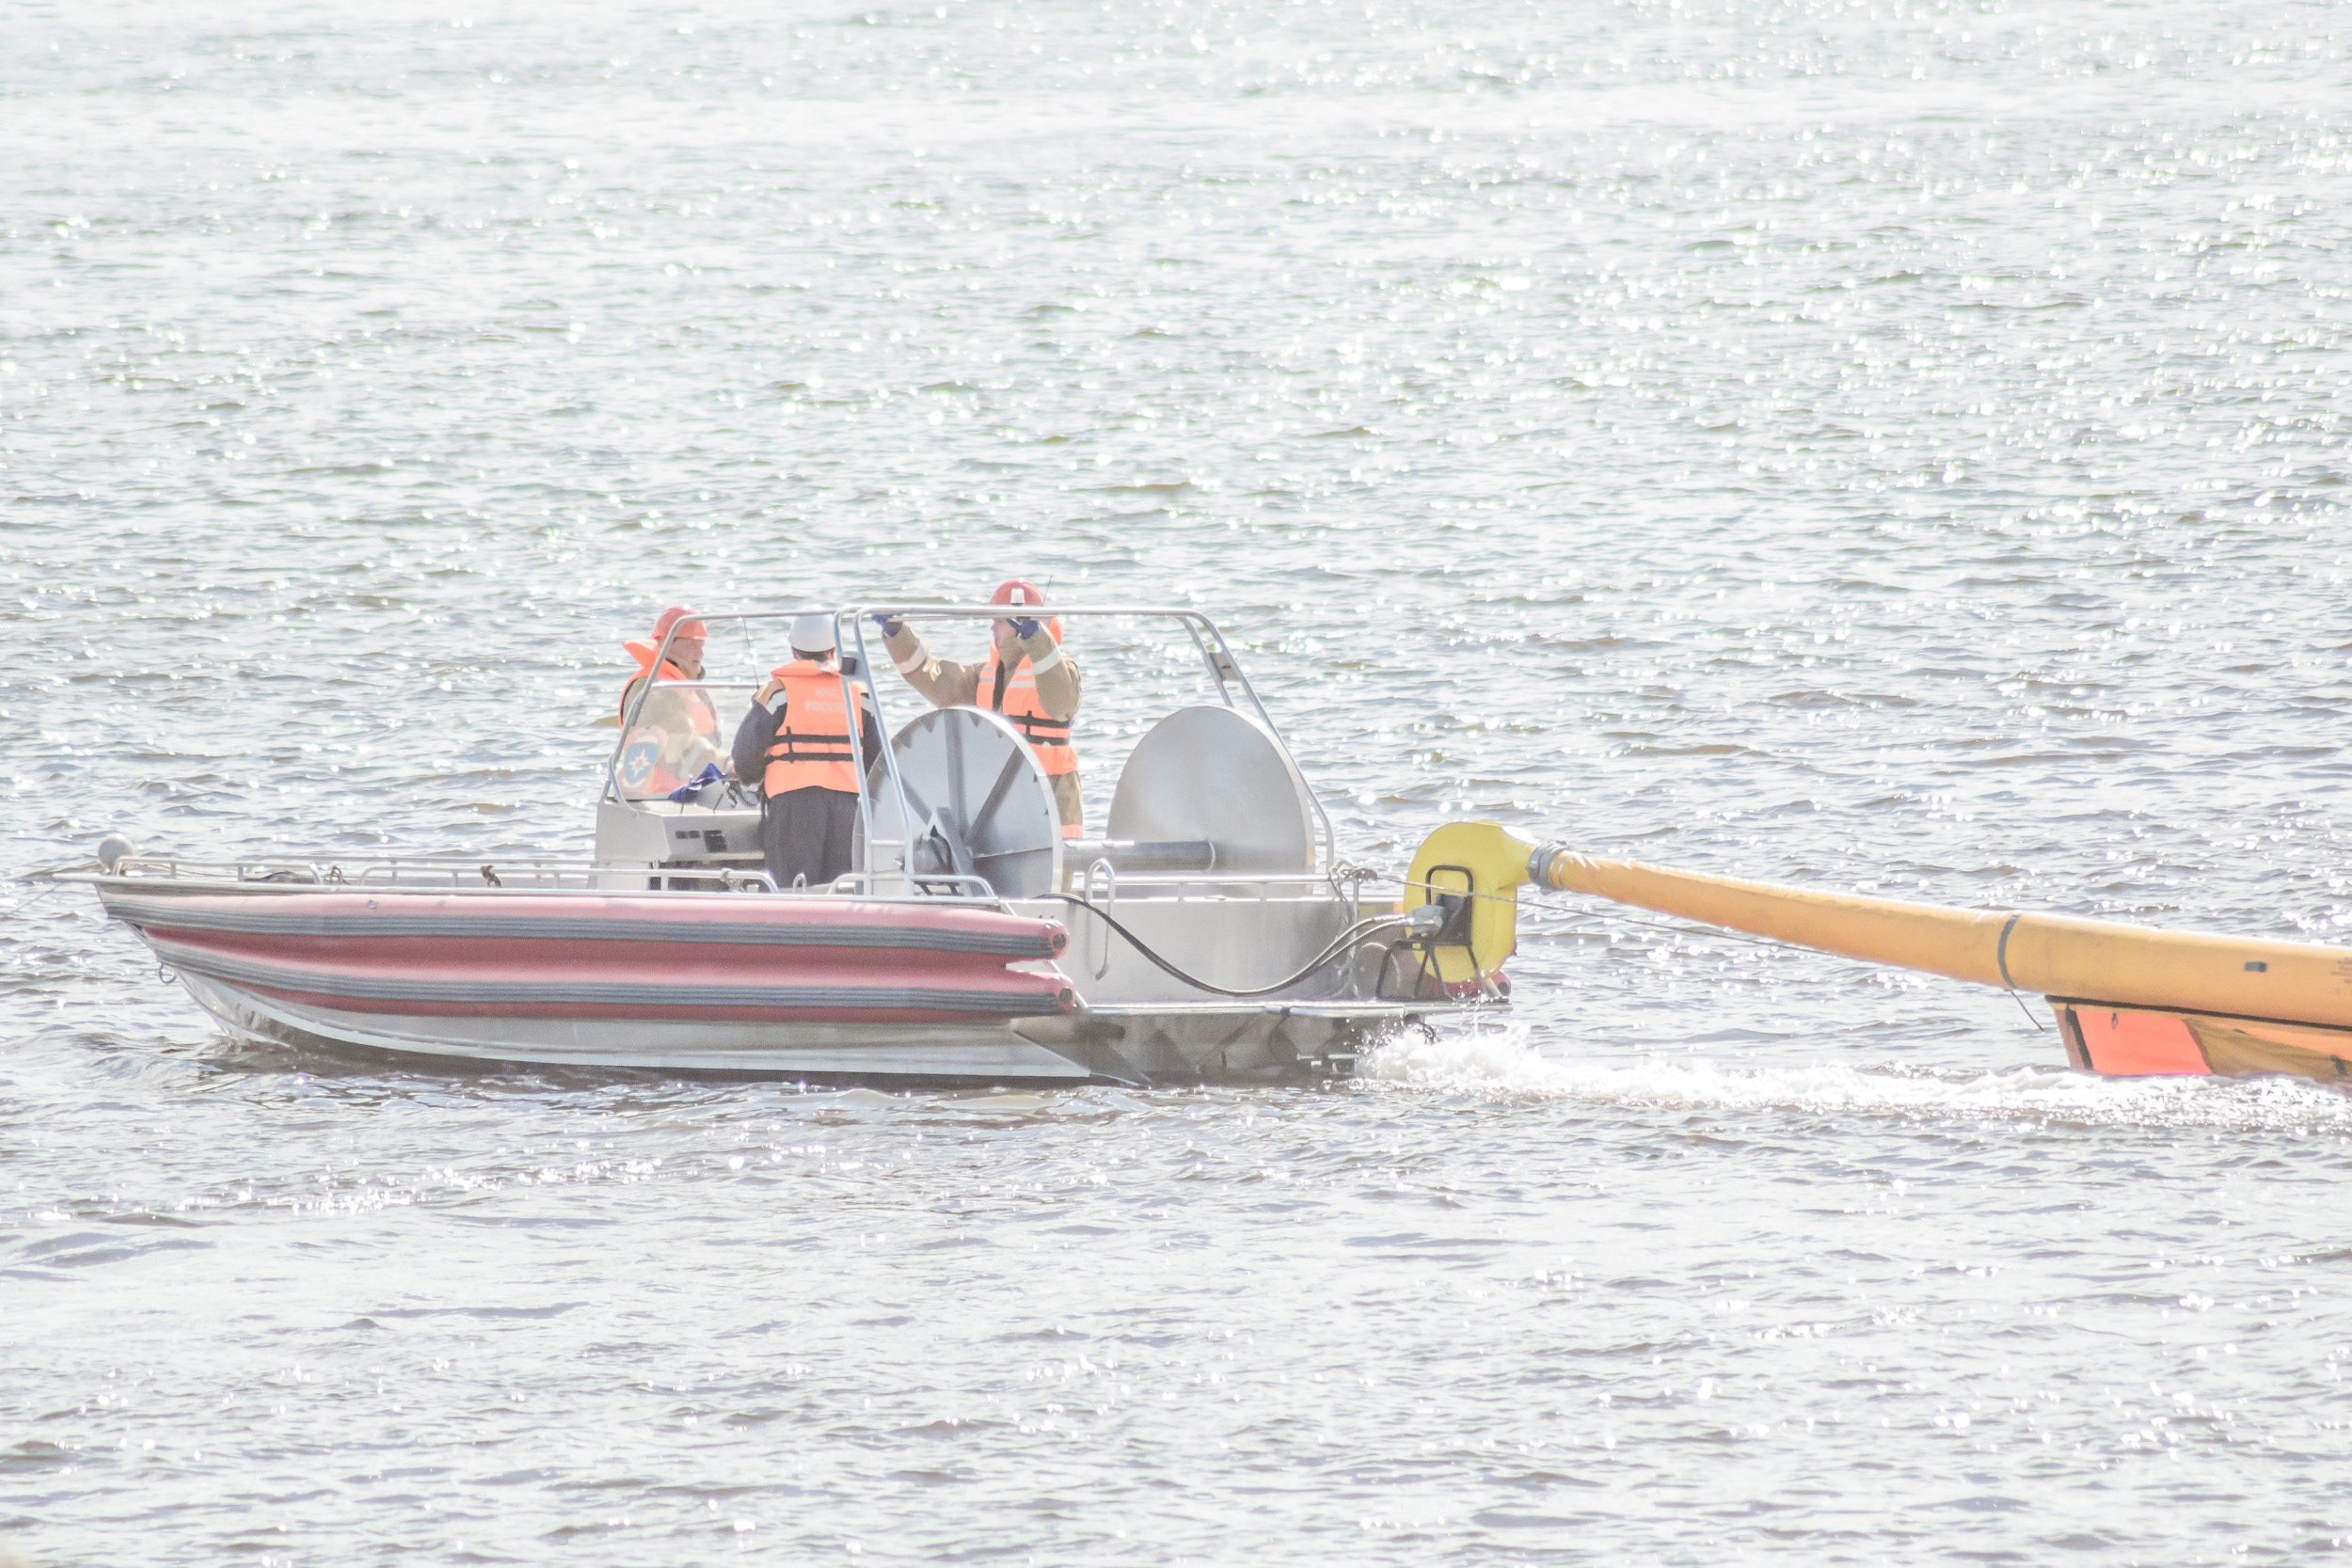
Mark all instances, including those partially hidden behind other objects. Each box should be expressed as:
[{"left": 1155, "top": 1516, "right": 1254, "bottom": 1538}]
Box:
[{"left": 789, "top": 612, "right": 837, "bottom": 656}]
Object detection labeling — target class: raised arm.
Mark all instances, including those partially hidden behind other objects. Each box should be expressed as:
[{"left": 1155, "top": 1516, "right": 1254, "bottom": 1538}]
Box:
[{"left": 882, "top": 625, "right": 983, "bottom": 708}]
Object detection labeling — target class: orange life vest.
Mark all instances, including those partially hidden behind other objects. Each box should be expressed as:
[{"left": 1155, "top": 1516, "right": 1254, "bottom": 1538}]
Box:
[
  {"left": 976, "top": 643, "right": 1077, "bottom": 779},
  {"left": 616, "top": 645, "right": 721, "bottom": 797},
  {"left": 762, "top": 658, "right": 865, "bottom": 796}
]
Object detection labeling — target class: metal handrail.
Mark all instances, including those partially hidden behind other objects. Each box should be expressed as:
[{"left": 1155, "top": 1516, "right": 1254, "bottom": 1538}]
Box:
[
  {"left": 822, "top": 868, "right": 1005, "bottom": 903},
  {"left": 72, "top": 854, "right": 813, "bottom": 897},
  {"left": 92, "top": 854, "right": 612, "bottom": 890},
  {"left": 840, "top": 610, "right": 915, "bottom": 897},
  {"left": 1064, "top": 871, "right": 1339, "bottom": 887},
  {"left": 607, "top": 620, "right": 682, "bottom": 805},
  {"left": 1082, "top": 856, "right": 1117, "bottom": 978},
  {"left": 1181, "top": 614, "right": 1337, "bottom": 875}
]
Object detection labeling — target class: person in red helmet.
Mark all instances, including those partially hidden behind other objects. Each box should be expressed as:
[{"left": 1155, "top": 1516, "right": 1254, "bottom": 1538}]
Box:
[
  {"left": 614, "top": 606, "right": 733, "bottom": 800},
  {"left": 876, "top": 579, "right": 1083, "bottom": 837}
]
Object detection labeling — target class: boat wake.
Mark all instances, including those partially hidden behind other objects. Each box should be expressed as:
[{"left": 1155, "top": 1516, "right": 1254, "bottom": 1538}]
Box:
[{"left": 1360, "top": 1020, "right": 2352, "bottom": 1133}]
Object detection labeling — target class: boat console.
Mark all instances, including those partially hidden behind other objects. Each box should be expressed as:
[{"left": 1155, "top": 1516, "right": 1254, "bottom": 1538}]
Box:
[{"left": 594, "top": 797, "right": 765, "bottom": 879}]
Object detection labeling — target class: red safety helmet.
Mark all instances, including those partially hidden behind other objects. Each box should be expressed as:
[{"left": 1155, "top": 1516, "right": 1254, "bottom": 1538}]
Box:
[
  {"left": 625, "top": 606, "right": 708, "bottom": 676},
  {"left": 991, "top": 579, "right": 1062, "bottom": 643},
  {"left": 651, "top": 605, "right": 707, "bottom": 644}
]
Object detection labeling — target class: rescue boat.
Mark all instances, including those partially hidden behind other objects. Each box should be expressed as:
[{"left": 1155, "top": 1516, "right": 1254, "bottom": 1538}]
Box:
[{"left": 72, "top": 606, "right": 1486, "bottom": 1085}]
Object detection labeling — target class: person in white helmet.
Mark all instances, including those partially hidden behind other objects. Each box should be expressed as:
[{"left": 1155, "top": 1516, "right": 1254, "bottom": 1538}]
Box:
[
  {"left": 731, "top": 613, "right": 883, "bottom": 889},
  {"left": 874, "top": 578, "right": 1084, "bottom": 838}
]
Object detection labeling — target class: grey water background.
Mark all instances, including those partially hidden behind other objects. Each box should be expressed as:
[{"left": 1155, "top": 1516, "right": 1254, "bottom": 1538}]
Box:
[{"left": 6, "top": 0, "right": 2352, "bottom": 1560}]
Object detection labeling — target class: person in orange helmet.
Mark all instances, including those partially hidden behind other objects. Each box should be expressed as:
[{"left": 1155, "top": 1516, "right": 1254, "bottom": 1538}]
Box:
[
  {"left": 614, "top": 606, "right": 732, "bottom": 800},
  {"left": 876, "top": 580, "right": 1083, "bottom": 838}
]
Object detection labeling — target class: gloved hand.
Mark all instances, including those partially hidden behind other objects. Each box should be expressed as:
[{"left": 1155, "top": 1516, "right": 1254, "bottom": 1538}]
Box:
[
  {"left": 666, "top": 762, "right": 724, "bottom": 803},
  {"left": 1009, "top": 616, "right": 1041, "bottom": 640},
  {"left": 870, "top": 611, "right": 906, "bottom": 639}
]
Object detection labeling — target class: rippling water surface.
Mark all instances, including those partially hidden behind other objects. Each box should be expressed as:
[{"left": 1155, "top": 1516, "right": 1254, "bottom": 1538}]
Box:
[{"left": 8, "top": 1, "right": 2352, "bottom": 1561}]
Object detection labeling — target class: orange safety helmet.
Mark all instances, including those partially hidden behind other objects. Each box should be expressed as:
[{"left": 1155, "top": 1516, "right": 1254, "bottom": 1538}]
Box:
[
  {"left": 651, "top": 605, "right": 707, "bottom": 645},
  {"left": 625, "top": 606, "right": 707, "bottom": 673},
  {"left": 990, "top": 578, "right": 1062, "bottom": 643}
]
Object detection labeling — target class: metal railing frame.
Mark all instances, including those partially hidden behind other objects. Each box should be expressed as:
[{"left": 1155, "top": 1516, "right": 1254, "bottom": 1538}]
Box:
[{"left": 605, "top": 604, "right": 1339, "bottom": 895}]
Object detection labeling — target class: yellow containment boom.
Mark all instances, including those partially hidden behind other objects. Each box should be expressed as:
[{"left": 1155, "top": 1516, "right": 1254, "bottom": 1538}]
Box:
[{"left": 1405, "top": 821, "right": 2352, "bottom": 1032}]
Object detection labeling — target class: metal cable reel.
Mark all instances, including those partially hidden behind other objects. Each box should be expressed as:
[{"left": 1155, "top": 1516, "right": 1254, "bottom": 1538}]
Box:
[
  {"left": 1106, "top": 705, "right": 1317, "bottom": 873},
  {"left": 857, "top": 707, "right": 1063, "bottom": 897}
]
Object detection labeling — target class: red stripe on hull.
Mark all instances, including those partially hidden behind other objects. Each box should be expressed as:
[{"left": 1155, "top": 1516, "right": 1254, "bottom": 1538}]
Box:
[
  {"left": 225, "top": 989, "right": 1050, "bottom": 1025},
  {"left": 123, "top": 890, "right": 1073, "bottom": 1023},
  {"left": 157, "top": 933, "right": 1055, "bottom": 988}
]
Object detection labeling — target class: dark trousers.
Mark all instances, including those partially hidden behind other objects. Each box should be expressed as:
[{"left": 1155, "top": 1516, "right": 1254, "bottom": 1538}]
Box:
[{"left": 761, "top": 786, "right": 860, "bottom": 889}]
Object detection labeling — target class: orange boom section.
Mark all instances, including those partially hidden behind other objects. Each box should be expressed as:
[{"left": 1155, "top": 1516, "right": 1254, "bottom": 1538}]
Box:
[
  {"left": 1402, "top": 821, "right": 2352, "bottom": 1080},
  {"left": 1530, "top": 848, "right": 2352, "bottom": 1031}
]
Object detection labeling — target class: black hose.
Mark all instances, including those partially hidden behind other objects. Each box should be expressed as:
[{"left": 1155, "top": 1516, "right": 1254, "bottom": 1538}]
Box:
[{"left": 1040, "top": 894, "right": 1407, "bottom": 1000}]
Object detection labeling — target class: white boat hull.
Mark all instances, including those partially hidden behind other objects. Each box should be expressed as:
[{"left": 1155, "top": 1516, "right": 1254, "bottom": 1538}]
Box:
[
  {"left": 176, "top": 971, "right": 1423, "bottom": 1084},
  {"left": 176, "top": 973, "right": 1089, "bottom": 1079}
]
